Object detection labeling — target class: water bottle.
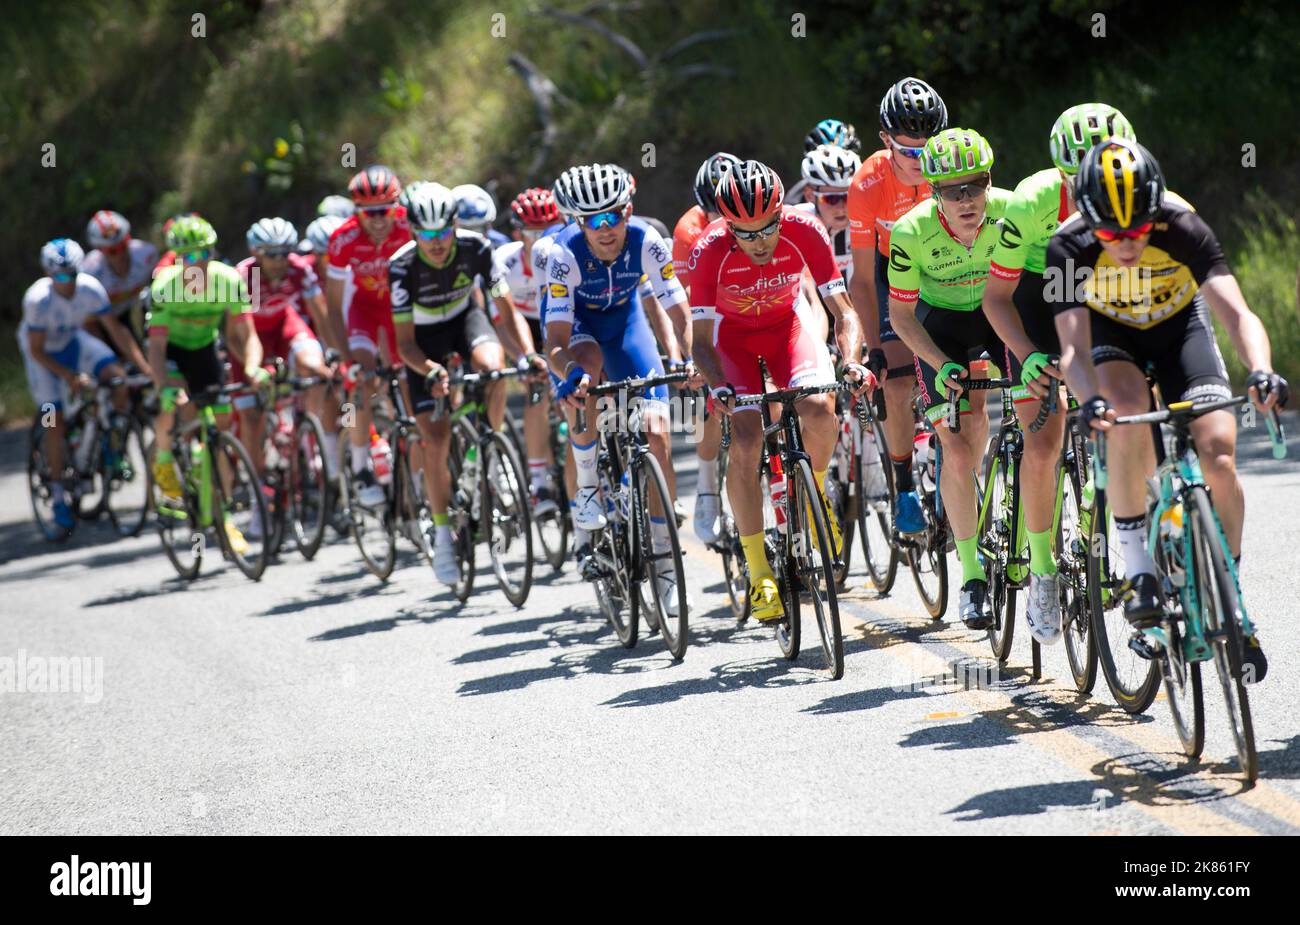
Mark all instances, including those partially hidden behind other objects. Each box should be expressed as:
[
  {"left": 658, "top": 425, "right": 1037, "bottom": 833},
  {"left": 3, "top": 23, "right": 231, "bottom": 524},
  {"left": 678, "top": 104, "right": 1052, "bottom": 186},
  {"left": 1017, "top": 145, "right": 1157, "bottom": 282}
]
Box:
[
  {"left": 74, "top": 418, "right": 98, "bottom": 473},
  {"left": 370, "top": 430, "right": 393, "bottom": 486},
  {"left": 860, "top": 427, "right": 886, "bottom": 503},
  {"left": 1159, "top": 502, "right": 1185, "bottom": 586},
  {"left": 1077, "top": 474, "right": 1096, "bottom": 542},
  {"left": 914, "top": 432, "right": 935, "bottom": 493},
  {"left": 769, "top": 454, "right": 787, "bottom": 533},
  {"left": 617, "top": 469, "right": 632, "bottom": 522}
]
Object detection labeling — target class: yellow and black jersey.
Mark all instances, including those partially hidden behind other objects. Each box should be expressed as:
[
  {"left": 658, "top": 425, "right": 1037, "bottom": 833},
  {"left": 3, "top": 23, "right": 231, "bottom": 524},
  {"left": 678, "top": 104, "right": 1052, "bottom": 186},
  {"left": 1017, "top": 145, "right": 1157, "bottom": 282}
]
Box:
[{"left": 1045, "top": 192, "right": 1230, "bottom": 330}]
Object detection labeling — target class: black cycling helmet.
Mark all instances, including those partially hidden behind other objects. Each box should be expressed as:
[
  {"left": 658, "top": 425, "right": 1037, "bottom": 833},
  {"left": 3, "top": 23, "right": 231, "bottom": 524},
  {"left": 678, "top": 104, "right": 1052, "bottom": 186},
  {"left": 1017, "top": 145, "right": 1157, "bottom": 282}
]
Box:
[
  {"left": 693, "top": 152, "right": 743, "bottom": 213},
  {"left": 879, "top": 77, "right": 948, "bottom": 138},
  {"left": 1074, "top": 137, "right": 1166, "bottom": 233}
]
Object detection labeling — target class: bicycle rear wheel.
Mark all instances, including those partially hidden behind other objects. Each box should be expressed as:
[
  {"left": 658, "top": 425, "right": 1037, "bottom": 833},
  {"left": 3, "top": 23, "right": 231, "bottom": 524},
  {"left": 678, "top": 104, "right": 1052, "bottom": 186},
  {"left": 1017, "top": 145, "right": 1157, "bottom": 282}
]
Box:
[
  {"left": 338, "top": 438, "right": 396, "bottom": 580},
  {"left": 27, "top": 420, "right": 72, "bottom": 542},
  {"left": 633, "top": 451, "right": 687, "bottom": 659},
  {"left": 826, "top": 436, "right": 855, "bottom": 590},
  {"left": 448, "top": 431, "right": 476, "bottom": 602},
  {"left": 289, "top": 412, "right": 328, "bottom": 560},
  {"left": 1188, "top": 485, "right": 1256, "bottom": 781},
  {"left": 985, "top": 453, "right": 1019, "bottom": 663},
  {"left": 105, "top": 418, "right": 152, "bottom": 537},
  {"left": 857, "top": 419, "right": 899, "bottom": 594},
  {"left": 483, "top": 432, "right": 534, "bottom": 608},
  {"left": 1160, "top": 619, "right": 1205, "bottom": 759},
  {"left": 789, "top": 458, "right": 844, "bottom": 679},
  {"left": 1088, "top": 488, "right": 1160, "bottom": 713},
  {"left": 213, "top": 432, "right": 270, "bottom": 581}
]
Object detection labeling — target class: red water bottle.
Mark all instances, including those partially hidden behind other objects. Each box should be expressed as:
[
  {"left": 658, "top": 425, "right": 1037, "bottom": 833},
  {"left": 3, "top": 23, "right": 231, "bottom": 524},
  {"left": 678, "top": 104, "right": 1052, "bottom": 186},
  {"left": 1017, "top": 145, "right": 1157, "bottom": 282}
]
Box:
[{"left": 769, "top": 453, "right": 787, "bottom": 533}]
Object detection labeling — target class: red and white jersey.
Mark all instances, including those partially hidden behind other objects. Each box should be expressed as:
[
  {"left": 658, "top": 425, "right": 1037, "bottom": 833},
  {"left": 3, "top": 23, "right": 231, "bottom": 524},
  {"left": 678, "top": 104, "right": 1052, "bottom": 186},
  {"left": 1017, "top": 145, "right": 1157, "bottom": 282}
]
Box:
[
  {"left": 491, "top": 240, "right": 543, "bottom": 319},
  {"left": 236, "top": 253, "right": 321, "bottom": 331},
  {"left": 671, "top": 205, "right": 711, "bottom": 289},
  {"left": 82, "top": 239, "right": 159, "bottom": 312},
  {"left": 687, "top": 207, "right": 845, "bottom": 335},
  {"left": 325, "top": 207, "right": 412, "bottom": 313}
]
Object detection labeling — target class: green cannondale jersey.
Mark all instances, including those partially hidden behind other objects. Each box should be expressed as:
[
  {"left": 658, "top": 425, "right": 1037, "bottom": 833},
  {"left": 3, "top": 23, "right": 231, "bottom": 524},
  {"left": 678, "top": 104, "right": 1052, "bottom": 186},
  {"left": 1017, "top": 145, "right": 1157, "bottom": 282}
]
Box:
[
  {"left": 148, "top": 261, "right": 251, "bottom": 350},
  {"left": 989, "top": 168, "right": 1070, "bottom": 277},
  {"left": 886, "top": 187, "right": 1014, "bottom": 311}
]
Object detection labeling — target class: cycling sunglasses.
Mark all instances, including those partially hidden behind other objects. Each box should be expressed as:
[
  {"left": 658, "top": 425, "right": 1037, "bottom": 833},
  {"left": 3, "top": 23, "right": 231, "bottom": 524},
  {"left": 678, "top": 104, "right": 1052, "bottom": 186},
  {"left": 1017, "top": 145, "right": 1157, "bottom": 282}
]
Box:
[
  {"left": 101, "top": 240, "right": 130, "bottom": 255},
  {"left": 934, "top": 175, "right": 991, "bottom": 202},
  {"left": 50, "top": 271, "right": 75, "bottom": 283},
  {"left": 257, "top": 247, "right": 293, "bottom": 258},
  {"left": 888, "top": 136, "right": 927, "bottom": 159},
  {"left": 729, "top": 218, "right": 781, "bottom": 241},
  {"left": 180, "top": 248, "right": 213, "bottom": 262},
  {"left": 814, "top": 192, "right": 849, "bottom": 205},
  {"left": 1094, "top": 222, "right": 1154, "bottom": 242},
  {"left": 582, "top": 209, "right": 625, "bottom": 230},
  {"left": 414, "top": 226, "right": 455, "bottom": 241},
  {"left": 359, "top": 205, "right": 396, "bottom": 217}
]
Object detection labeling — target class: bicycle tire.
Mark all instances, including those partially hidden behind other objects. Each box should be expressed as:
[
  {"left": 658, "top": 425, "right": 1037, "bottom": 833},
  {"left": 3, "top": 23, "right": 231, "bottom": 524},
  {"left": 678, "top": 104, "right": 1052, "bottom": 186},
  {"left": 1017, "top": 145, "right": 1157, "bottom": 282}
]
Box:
[
  {"left": 483, "top": 431, "right": 534, "bottom": 608},
  {"left": 289, "top": 411, "right": 329, "bottom": 560},
  {"left": 153, "top": 437, "right": 203, "bottom": 580},
  {"left": 857, "top": 417, "right": 899, "bottom": 594},
  {"left": 106, "top": 418, "right": 152, "bottom": 538},
  {"left": 212, "top": 431, "right": 270, "bottom": 581},
  {"left": 338, "top": 437, "right": 396, "bottom": 580},
  {"left": 448, "top": 426, "right": 477, "bottom": 602},
  {"left": 1188, "top": 485, "right": 1256, "bottom": 782},
  {"left": 986, "top": 450, "right": 1019, "bottom": 663},
  {"left": 1088, "top": 488, "right": 1160, "bottom": 713},
  {"left": 27, "top": 419, "right": 73, "bottom": 542},
  {"left": 633, "top": 450, "right": 687, "bottom": 659},
  {"left": 790, "top": 458, "right": 844, "bottom": 679},
  {"left": 1059, "top": 451, "right": 1098, "bottom": 693}
]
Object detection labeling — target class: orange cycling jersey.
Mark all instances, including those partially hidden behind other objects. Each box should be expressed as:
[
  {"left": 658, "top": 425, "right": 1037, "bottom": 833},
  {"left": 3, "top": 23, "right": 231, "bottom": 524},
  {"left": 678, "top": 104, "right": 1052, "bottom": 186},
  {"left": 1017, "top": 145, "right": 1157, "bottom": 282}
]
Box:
[
  {"left": 847, "top": 148, "right": 929, "bottom": 257},
  {"left": 672, "top": 205, "right": 710, "bottom": 289}
]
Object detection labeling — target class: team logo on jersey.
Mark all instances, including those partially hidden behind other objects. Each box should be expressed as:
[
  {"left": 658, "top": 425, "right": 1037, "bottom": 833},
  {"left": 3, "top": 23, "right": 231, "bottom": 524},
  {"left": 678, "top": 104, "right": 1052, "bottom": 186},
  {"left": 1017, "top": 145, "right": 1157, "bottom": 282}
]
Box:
[
  {"left": 549, "top": 284, "right": 568, "bottom": 299},
  {"left": 648, "top": 241, "right": 668, "bottom": 264},
  {"left": 391, "top": 281, "right": 410, "bottom": 306},
  {"left": 660, "top": 263, "right": 675, "bottom": 280},
  {"left": 551, "top": 259, "right": 570, "bottom": 280},
  {"left": 889, "top": 243, "right": 911, "bottom": 274},
  {"left": 998, "top": 217, "right": 1023, "bottom": 250},
  {"left": 453, "top": 272, "right": 473, "bottom": 289}
]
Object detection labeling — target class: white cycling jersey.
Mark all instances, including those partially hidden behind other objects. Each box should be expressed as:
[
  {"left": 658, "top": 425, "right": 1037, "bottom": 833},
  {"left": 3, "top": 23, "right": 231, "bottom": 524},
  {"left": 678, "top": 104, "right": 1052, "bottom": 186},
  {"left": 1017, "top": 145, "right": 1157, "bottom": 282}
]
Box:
[
  {"left": 19, "top": 274, "right": 113, "bottom": 354},
  {"left": 82, "top": 239, "right": 159, "bottom": 314},
  {"left": 792, "top": 202, "right": 853, "bottom": 283}
]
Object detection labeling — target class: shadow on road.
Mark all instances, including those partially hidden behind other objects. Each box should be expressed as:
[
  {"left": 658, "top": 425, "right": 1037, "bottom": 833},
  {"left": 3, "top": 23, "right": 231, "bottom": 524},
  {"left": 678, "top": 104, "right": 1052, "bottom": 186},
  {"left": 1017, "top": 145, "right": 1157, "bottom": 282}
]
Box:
[{"left": 601, "top": 654, "right": 824, "bottom": 708}]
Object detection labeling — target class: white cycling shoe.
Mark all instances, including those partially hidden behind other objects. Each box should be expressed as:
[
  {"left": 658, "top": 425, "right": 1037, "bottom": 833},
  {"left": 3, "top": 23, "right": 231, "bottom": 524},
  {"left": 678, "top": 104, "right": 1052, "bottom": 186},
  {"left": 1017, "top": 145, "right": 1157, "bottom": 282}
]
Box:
[
  {"left": 572, "top": 486, "right": 607, "bottom": 531},
  {"left": 693, "top": 492, "right": 721, "bottom": 544},
  {"left": 656, "top": 569, "right": 691, "bottom": 618},
  {"left": 433, "top": 539, "right": 460, "bottom": 587}
]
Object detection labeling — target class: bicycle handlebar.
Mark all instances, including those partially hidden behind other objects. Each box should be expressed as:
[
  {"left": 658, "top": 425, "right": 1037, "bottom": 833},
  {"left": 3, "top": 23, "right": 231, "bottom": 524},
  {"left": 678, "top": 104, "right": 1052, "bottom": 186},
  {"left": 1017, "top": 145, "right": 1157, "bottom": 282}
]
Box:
[{"left": 942, "top": 376, "right": 1013, "bottom": 433}]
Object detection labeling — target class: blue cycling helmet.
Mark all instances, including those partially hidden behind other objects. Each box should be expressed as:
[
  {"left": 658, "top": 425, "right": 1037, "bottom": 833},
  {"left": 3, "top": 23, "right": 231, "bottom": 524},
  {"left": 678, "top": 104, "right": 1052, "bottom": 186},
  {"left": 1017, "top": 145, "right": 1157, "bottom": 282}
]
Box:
[
  {"left": 804, "top": 118, "right": 861, "bottom": 153},
  {"left": 41, "top": 238, "right": 85, "bottom": 275}
]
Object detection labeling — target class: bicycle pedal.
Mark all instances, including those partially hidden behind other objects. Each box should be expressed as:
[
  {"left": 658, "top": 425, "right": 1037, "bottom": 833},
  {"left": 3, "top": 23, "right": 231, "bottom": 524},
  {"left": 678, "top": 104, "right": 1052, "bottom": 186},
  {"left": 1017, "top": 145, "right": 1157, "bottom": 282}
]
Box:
[{"left": 1127, "top": 633, "right": 1161, "bottom": 661}]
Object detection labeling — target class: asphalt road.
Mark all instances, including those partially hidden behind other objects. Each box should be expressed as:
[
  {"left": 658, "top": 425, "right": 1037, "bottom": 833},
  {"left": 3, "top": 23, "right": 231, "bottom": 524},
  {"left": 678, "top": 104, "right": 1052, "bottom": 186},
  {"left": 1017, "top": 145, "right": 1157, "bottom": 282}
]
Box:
[{"left": 2, "top": 413, "right": 1299, "bottom": 835}]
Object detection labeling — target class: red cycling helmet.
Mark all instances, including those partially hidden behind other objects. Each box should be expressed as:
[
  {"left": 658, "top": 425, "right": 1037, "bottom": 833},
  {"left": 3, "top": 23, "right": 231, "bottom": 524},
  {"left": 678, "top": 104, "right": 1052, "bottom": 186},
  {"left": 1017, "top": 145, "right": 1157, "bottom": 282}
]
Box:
[
  {"left": 714, "top": 160, "right": 785, "bottom": 224},
  {"left": 348, "top": 165, "right": 402, "bottom": 207},
  {"left": 510, "top": 188, "right": 560, "bottom": 227}
]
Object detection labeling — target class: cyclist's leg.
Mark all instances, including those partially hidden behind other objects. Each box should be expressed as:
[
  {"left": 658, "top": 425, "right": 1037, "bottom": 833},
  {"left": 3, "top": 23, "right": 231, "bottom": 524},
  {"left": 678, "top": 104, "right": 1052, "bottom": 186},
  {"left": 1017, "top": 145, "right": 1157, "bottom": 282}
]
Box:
[
  {"left": 23, "top": 338, "right": 72, "bottom": 501},
  {"left": 463, "top": 309, "right": 506, "bottom": 430},
  {"left": 600, "top": 308, "right": 674, "bottom": 503},
  {"left": 521, "top": 317, "right": 553, "bottom": 493},
  {"left": 286, "top": 313, "right": 331, "bottom": 431},
  {"left": 345, "top": 310, "right": 382, "bottom": 475},
  {"left": 878, "top": 260, "right": 922, "bottom": 523}
]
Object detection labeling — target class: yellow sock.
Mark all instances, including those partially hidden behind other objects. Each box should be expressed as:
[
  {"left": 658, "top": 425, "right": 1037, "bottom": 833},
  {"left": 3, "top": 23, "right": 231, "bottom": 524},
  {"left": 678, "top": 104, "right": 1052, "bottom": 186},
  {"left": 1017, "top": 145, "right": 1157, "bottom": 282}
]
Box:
[
  {"left": 814, "top": 468, "right": 828, "bottom": 497},
  {"left": 740, "top": 532, "right": 773, "bottom": 582}
]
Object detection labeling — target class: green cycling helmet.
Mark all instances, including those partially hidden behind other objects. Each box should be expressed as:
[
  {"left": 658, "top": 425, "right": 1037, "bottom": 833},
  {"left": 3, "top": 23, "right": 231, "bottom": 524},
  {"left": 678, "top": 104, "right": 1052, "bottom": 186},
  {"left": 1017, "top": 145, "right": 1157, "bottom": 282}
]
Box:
[
  {"left": 166, "top": 215, "right": 218, "bottom": 253},
  {"left": 1049, "top": 103, "right": 1135, "bottom": 176},
  {"left": 920, "top": 128, "right": 994, "bottom": 183}
]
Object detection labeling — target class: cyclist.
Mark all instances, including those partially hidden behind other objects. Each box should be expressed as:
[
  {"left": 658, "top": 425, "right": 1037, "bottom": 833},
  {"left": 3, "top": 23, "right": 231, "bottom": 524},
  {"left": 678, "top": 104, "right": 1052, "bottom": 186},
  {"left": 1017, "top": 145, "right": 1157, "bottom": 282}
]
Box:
[
  {"left": 390, "top": 182, "right": 527, "bottom": 585},
  {"left": 492, "top": 187, "right": 564, "bottom": 511},
  {"left": 689, "top": 160, "right": 871, "bottom": 623},
  {"left": 81, "top": 210, "right": 158, "bottom": 342},
  {"left": 1050, "top": 138, "right": 1287, "bottom": 677},
  {"left": 299, "top": 215, "right": 347, "bottom": 289},
  {"left": 326, "top": 165, "right": 411, "bottom": 507},
  {"left": 847, "top": 76, "right": 949, "bottom": 538},
  {"left": 453, "top": 184, "right": 511, "bottom": 250},
  {"left": 788, "top": 119, "right": 862, "bottom": 204},
  {"left": 674, "top": 152, "right": 741, "bottom": 544},
  {"left": 317, "top": 194, "right": 355, "bottom": 219},
  {"left": 982, "top": 103, "right": 1136, "bottom": 644},
  {"left": 146, "top": 216, "right": 266, "bottom": 555},
  {"left": 543, "top": 162, "right": 692, "bottom": 613},
  {"left": 234, "top": 218, "right": 336, "bottom": 484},
  {"left": 20, "top": 239, "right": 150, "bottom": 531},
  {"left": 795, "top": 143, "right": 862, "bottom": 340},
  {"left": 887, "top": 128, "right": 1014, "bottom": 630},
  {"left": 155, "top": 212, "right": 203, "bottom": 269}
]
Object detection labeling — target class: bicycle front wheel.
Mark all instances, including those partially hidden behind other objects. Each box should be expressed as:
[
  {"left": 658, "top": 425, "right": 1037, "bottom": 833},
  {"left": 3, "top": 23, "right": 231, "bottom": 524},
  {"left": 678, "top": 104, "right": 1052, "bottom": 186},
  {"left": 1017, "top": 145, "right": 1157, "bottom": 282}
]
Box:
[
  {"left": 338, "top": 437, "right": 396, "bottom": 580},
  {"left": 483, "top": 432, "right": 534, "bottom": 608},
  {"left": 1189, "top": 485, "right": 1256, "bottom": 782},
  {"left": 106, "top": 418, "right": 152, "bottom": 537},
  {"left": 152, "top": 438, "right": 202, "bottom": 580},
  {"left": 789, "top": 458, "right": 844, "bottom": 679},
  {"left": 289, "top": 412, "right": 328, "bottom": 560},
  {"left": 1058, "top": 458, "right": 1097, "bottom": 693},
  {"left": 633, "top": 451, "right": 687, "bottom": 659},
  {"left": 857, "top": 419, "right": 899, "bottom": 594},
  {"left": 213, "top": 432, "right": 270, "bottom": 581}
]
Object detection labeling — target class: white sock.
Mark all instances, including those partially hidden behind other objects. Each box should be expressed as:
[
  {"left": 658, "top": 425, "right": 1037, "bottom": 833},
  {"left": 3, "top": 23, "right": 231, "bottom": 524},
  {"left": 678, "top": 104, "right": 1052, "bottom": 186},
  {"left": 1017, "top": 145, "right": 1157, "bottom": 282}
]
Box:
[
  {"left": 650, "top": 516, "right": 670, "bottom": 555},
  {"left": 528, "top": 458, "right": 548, "bottom": 491},
  {"left": 571, "top": 438, "right": 599, "bottom": 490},
  {"left": 1115, "top": 515, "right": 1156, "bottom": 577},
  {"left": 350, "top": 444, "right": 369, "bottom": 473},
  {"left": 574, "top": 524, "right": 591, "bottom": 549},
  {"left": 697, "top": 456, "right": 718, "bottom": 493},
  {"left": 322, "top": 431, "right": 339, "bottom": 476},
  {"left": 435, "top": 524, "right": 453, "bottom": 546}
]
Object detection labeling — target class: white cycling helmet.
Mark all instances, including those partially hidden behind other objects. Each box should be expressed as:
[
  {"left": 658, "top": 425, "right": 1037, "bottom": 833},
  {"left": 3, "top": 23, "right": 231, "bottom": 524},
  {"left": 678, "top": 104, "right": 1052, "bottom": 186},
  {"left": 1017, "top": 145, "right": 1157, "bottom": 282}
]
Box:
[
  {"left": 41, "top": 238, "right": 86, "bottom": 275},
  {"left": 452, "top": 184, "right": 497, "bottom": 228},
  {"left": 405, "top": 182, "right": 460, "bottom": 231},
  {"left": 317, "top": 194, "right": 355, "bottom": 218},
  {"left": 246, "top": 217, "right": 299, "bottom": 251},
  {"left": 801, "top": 144, "right": 862, "bottom": 189},
  {"left": 86, "top": 210, "right": 131, "bottom": 249},
  {"left": 554, "top": 163, "right": 633, "bottom": 216},
  {"left": 301, "top": 215, "right": 346, "bottom": 254}
]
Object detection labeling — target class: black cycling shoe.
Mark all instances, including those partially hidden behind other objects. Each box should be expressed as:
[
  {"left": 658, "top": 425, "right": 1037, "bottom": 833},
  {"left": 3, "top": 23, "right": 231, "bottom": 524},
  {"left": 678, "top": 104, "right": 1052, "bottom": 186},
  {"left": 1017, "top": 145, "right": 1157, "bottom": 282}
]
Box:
[
  {"left": 1122, "top": 572, "right": 1163, "bottom": 628},
  {"left": 959, "top": 579, "right": 993, "bottom": 630},
  {"left": 1242, "top": 633, "right": 1268, "bottom": 684}
]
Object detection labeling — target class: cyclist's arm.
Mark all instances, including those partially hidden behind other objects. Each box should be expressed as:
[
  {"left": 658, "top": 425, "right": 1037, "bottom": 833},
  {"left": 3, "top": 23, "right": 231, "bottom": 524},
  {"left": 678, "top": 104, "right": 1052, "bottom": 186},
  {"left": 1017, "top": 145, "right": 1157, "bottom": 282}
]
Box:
[
  {"left": 1200, "top": 273, "right": 1273, "bottom": 375},
  {"left": 394, "top": 316, "right": 437, "bottom": 380},
  {"left": 491, "top": 293, "right": 530, "bottom": 359},
  {"left": 823, "top": 289, "right": 863, "bottom": 367},
  {"left": 324, "top": 274, "right": 350, "bottom": 359},
  {"left": 888, "top": 298, "right": 947, "bottom": 371},
  {"left": 26, "top": 329, "right": 78, "bottom": 385},
  {"left": 1053, "top": 307, "right": 1102, "bottom": 404},
  {"left": 981, "top": 272, "right": 1038, "bottom": 364},
  {"left": 227, "top": 312, "right": 263, "bottom": 377},
  {"left": 691, "top": 316, "right": 727, "bottom": 390},
  {"left": 97, "top": 310, "right": 150, "bottom": 375},
  {"left": 641, "top": 291, "right": 684, "bottom": 365},
  {"left": 146, "top": 328, "right": 169, "bottom": 392},
  {"left": 301, "top": 290, "right": 334, "bottom": 353},
  {"left": 849, "top": 247, "right": 881, "bottom": 350}
]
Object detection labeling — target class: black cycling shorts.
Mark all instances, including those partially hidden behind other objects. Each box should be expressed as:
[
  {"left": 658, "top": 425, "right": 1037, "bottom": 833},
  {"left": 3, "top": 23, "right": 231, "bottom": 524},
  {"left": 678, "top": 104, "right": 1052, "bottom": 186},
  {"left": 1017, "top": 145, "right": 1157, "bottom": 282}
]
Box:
[
  {"left": 1090, "top": 294, "right": 1231, "bottom": 405},
  {"left": 165, "top": 341, "right": 224, "bottom": 396},
  {"left": 1003, "top": 270, "right": 1063, "bottom": 395},
  {"left": 407, "top": 308, "right": 501, "bottom": 414},
  {"left": 912, "top": 300, "right": 1009, "bottom": 423}
]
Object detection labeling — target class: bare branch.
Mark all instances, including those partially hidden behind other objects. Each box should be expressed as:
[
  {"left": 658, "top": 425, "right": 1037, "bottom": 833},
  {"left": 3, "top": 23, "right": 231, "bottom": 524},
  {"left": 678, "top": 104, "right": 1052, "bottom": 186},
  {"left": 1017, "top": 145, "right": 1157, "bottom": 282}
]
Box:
[
  {"left": 538, "top": 4, "right": 648, "bottom": 70},
  {"left": 657, "top": 29, "right": 743, "bottom": 62},
  {"left": 508, "top": 53, "right": 561, "bottom": 180}
]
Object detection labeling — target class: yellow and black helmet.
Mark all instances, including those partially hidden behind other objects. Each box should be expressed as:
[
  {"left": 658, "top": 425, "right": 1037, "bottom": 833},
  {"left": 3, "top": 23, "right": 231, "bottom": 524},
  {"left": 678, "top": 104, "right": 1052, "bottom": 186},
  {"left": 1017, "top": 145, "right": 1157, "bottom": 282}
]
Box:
[{"left": 1074, "top": 137, "right": 1165, "bottom": 233}]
